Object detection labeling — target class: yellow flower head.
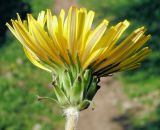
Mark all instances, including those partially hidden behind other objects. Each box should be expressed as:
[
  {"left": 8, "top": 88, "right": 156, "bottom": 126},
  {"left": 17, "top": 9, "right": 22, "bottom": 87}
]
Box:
[
  {"left": 6, "top": 6, "right": 151, "bottom": 77},
  {"left": 6, "top": 6, "right": 151, "bottom": 110}
]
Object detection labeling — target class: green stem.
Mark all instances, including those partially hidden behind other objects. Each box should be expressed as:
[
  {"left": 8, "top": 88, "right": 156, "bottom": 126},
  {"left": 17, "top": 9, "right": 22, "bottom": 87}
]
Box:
[{"left": 64, "top": 107, "right": 79, "bottom": 130}]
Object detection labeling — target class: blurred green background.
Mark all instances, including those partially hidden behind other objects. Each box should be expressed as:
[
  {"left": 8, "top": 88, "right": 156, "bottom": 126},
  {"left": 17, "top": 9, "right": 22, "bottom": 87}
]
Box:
[{"left": 0, "top": 0, "right": 160, "bottom": 130}]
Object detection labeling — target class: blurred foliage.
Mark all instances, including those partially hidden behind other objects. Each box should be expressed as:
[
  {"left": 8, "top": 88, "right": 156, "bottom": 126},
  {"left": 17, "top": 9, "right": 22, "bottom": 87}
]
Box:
[
  {"left": 0, "top": 0, "right": 31, "bottom": 46},
  {"left": 113, "top": 105, "right": 160, "bottom": 130},
  {"left": 131, "top": 106, "right": 160, "bottom": 130},
  {"left": 25, "top": 0, "right": 54, "bottom": 16}
]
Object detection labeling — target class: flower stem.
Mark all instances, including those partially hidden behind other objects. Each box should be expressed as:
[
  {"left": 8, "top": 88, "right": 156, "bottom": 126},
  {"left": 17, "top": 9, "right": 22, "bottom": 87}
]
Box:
[{"left": 64, "top": 107, "right": 79, "bottom": 130}]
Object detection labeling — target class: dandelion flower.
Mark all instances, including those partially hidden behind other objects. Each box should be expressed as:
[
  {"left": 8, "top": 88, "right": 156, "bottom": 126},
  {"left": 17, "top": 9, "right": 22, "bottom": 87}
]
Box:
[{"left": 6, "top": 6, "right": 151, "bottom": 130}]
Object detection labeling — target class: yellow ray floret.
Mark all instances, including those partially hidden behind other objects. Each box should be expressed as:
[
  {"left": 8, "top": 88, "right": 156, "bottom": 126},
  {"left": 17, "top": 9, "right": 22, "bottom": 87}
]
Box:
[{"left": 6, "top": 6, "right": 151, "bottom": 77}]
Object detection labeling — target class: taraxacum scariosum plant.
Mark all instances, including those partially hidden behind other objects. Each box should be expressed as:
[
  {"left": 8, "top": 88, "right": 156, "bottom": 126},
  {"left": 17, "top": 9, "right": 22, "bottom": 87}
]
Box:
[{"left": 6, "top": 6, "right": 151, "bottom": 130}]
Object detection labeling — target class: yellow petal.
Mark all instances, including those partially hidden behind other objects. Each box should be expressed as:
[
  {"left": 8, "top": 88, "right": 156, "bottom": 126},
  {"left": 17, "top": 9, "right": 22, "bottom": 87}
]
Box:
[
  {"left": 67, "top": 7, "right": 78, "bottom": 55},
  {"left": 82, "top": 20, "right": 108, "bottom": 63},
  {"left": 24, "top": 47, "right": 52, "bottom": 72},
  {"left": 11, "top": 21, "right": 44, "bottom": 58},
  {"left": 119, "top": 47, "right": 151, "bottom": 67},
  {"left": 37, "top": 11, "right": 46, "bottom": 27},
  {"left": 95, "top": 26, "right": 146, "bottom": 71},
  {"left": 28, "top": 15, "right": 61, "bottom": 63},
  {"left": 79, "top": 10, "right": 95, "bottom": 55},
  {"left": 98, "top": 20, "right": 130, "bottom": 60},
  {"left": 83, "top": 48, "right": 103, "bottom": 69}
]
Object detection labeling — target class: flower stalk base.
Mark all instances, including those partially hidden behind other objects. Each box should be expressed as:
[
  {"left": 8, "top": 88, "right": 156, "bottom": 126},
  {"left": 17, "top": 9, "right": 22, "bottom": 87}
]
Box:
[{"left": 64, "top": 107, "right": 79, "bottom": 130}]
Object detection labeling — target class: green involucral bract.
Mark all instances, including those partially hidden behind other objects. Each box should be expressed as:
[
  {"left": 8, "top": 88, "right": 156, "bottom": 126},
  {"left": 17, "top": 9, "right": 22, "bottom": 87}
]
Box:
[{"left": 52, "top": 55, "right": 100, "bottom": 111}]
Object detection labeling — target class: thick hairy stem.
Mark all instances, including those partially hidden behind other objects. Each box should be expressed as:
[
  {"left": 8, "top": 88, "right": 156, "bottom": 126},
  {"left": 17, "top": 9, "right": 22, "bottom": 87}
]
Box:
[{"left": 64, "top": 107, "right": 79, "bottom": 130}]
